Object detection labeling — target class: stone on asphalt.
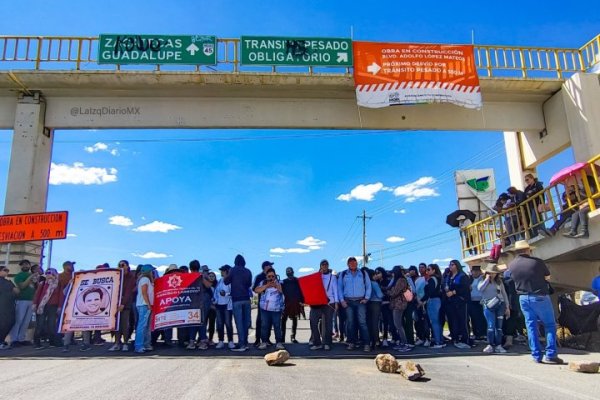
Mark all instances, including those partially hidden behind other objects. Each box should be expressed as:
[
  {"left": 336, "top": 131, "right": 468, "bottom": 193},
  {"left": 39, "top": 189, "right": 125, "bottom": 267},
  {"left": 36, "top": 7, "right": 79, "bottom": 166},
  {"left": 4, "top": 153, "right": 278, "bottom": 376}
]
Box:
[
  {"left": 375, "top": 354, "right": 399, "bottom": 373},
  {"left": 568, "top": 361, "right": 599, "bottom": 373},
  {"left": 264, "top": 350, "right": 290, "bottom": 366},
  {"left": 398, "top": 360, "right": 425, "bottom": 381}
]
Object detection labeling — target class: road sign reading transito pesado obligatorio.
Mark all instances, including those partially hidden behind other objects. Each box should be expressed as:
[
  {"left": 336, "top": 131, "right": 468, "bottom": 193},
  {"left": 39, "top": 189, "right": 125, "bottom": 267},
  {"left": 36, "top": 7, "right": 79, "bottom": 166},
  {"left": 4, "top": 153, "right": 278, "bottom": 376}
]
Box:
[{"left": 241, "top": 36, "right": 353, "bottom": 66}]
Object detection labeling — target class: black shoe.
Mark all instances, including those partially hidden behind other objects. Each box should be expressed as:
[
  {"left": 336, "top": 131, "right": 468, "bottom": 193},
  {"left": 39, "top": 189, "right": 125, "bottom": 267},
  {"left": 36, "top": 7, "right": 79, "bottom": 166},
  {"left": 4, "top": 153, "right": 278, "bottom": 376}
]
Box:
[
  {"left": 291, "top": 338, "right": 299, "bottom": 344},
  {"left": 563, "top": 231, "right": 576, "bottom": 238},
  {"left": 573, "top": 231, "right": 589, "bottom": 238},
  {"left": 543, "top": 356, "right": 564, "bottom": 364}
]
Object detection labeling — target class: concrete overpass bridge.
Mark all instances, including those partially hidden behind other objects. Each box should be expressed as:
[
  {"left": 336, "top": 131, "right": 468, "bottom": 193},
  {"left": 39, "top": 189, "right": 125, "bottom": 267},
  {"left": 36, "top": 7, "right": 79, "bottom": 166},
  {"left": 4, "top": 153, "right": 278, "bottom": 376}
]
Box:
[{"left": 0, "top": 35, "right": 599, "bottom": 290}]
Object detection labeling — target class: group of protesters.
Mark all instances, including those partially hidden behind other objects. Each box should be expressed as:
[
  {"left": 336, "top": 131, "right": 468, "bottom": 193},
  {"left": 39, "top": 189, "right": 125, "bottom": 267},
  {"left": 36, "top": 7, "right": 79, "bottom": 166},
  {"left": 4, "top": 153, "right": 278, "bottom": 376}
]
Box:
[{"left": 0, "top": 244, "right": 562, "bottom": 364}]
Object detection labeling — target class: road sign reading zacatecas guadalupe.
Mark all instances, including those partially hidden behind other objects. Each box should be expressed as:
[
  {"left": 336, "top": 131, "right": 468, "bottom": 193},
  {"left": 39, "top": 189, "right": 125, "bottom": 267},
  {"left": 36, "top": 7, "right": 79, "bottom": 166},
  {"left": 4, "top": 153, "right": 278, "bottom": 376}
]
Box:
[{"left": 98, "top": 34, "right": 217, "bottom": 65}]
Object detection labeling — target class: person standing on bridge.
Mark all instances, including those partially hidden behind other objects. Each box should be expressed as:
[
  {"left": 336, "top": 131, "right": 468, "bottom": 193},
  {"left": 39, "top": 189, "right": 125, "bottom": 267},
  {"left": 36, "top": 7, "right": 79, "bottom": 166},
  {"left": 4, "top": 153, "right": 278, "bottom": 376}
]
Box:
[
  {"left": 224, "top": 254, "right": 253, "bottom": 352},
  {"left": 508, "top": 241, "right": 562, "bottom": 364},
  {"left": 338, "top": 257, "right": 372, "bottom": 352}
]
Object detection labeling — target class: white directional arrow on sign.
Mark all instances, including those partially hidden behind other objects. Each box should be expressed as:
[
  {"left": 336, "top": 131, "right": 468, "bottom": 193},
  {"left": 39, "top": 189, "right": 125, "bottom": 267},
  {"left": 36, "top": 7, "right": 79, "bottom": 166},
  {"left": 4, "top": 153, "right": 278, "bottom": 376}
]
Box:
[
  {"left": 336, "top": 52, "right": 348, "bottom": 63},
  {"left": 367, "top": 62, "right": 381, "bottom": 75},
  {"left": 186, "top": 43, "right": 200, "bottom": 56}
]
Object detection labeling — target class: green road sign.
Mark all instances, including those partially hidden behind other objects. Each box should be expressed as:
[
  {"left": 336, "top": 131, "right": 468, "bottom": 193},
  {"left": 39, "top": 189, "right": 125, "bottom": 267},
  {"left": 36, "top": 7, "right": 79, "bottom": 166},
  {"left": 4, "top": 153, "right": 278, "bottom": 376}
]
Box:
[
  {"left": 241, "top": 36, "right": 353, "bottom": 66},
  {"left": 98, "top": 34, "right": 216, "bottom": 65}
]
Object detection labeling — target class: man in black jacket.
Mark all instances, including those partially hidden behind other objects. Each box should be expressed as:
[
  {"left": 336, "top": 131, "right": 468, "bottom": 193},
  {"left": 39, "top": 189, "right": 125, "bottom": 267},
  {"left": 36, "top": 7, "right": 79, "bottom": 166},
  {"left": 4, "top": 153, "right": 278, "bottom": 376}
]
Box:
[{"left": 281, "top": 267, "right": 304, "bottom": 343}]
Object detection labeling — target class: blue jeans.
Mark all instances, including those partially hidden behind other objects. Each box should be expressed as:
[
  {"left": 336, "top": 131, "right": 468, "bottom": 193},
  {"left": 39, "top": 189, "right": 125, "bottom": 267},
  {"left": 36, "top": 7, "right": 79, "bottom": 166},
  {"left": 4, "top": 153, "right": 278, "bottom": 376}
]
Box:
[
  {"left": 232, "top": 300, "right": 251, "bottom": 347},
  {"left": 216, "top": 305, "right": 233, "bottom": 342},
  {"left": 134, "top": 305, "right": 152, "bottom": 351},
  {"left": 260, "top": 309, "right": 283, "bottom": 344},
  {"left": 345, "top": 300, "right": 370, "bottom": 345},
  {"left": 189, "top": 302, "right": 210, "bottom": 343},
  {"left": 426, "top": 298, "right": 443, "bottom": 345},
  {"left": 483, "top": 302, "right": 504, "bottom": 346},
  {"left": 519, "top": 294, "right": 557, "bottom": 360}
]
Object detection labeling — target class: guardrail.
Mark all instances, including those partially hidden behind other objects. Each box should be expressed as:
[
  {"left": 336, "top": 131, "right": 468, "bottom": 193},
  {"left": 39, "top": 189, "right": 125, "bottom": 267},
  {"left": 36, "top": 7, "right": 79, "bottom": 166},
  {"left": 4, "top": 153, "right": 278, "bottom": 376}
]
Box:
[
  {"left": 0, "top": 35, "right": 598, "bottom": 79},
  {"left": 460, "top": 154, "right": 600, "bottom": 257}
]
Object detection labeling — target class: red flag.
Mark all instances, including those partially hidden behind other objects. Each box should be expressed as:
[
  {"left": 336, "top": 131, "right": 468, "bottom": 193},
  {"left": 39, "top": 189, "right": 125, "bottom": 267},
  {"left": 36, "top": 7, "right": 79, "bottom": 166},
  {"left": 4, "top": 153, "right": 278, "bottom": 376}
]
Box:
[{"left": 298, "top": 272, "right": 328, "bottom": 306}]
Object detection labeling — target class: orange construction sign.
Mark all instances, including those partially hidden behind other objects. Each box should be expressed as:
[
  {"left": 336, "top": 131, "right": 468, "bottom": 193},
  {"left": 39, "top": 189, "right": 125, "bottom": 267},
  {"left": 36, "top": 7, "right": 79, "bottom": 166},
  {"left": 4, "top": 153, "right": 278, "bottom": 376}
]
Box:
[
  {"left": 0, "top": 211, "right": 68, "bottom": 243},
  {"left": 353, "top": 41, "right": 482, "bottom": 109}
]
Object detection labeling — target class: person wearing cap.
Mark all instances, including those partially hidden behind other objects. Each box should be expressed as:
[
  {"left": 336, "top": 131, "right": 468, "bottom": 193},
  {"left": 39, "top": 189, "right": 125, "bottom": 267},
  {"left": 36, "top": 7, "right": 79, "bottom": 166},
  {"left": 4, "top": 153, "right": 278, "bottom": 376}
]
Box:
[
  {"left": 309, "top": 259, "right": 338, "bottom": 351},
  {"left": 109, "top": 260, "right": 136, "bottom": 352},
  {"left": 224, "top": 254, "right": 253, "bottom": 352},
  {"left": 252, "top": 260, "right": 274, "bottom": 346},
  {"left": 508, "top": 240, "right": 562, "bottom": 364},
  {"left": 213, "top": 265, "right": 235, "bottom": 349},
  {"left": 338, "top": 257, "right": 372, "bottom": 352},
  {"left": 0, "top": 265, "right": 19, "bottom": 350},
  {"left": 478, "top": 264, "right": 510, "bottom": 354},
  {"left": 281, "top": 267, "right": 304, "bottom": 344},
  {"left": 254, "top": 267, "right": 285, "bottom": 351},
  {"left": 32, "top": 268, "right": 63, "bottom": 349},
  {"left": 134, "top": 264, "right": 155, "bottom": 354},
  {"left": 9, "top": 260, "right": 37, "bottom": 346}
]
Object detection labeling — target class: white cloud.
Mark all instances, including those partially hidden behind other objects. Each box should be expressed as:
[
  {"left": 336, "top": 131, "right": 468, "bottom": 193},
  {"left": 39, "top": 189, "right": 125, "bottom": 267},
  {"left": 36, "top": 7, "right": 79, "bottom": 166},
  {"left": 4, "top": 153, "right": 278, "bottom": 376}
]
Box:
[
  {"left": 298, "top": 267, "right": 315, "bottom": 273},
  {"left": 433, "top": 257, "right": 453, "bottom": 263},
  {"left": 296, "top": 236, "right": 327, "bottom": 249},
  {"left": 133, "top": 221, "right": 182, "bottom": 233},
  {"left": 94, "top": 208, "right": 104, "bottom": 213},
  {"left": 336, "top": 182, "right": 390, "bottom": 202},
  {"left": 67, "top": 233, "right": 77, "bottom": 238},
  {"left": 270, "top": 254, "right": 283, "bottom": 258},
  {"left": 109, "top": 215, "right": 133, "bottom": 227},
  {"left": 270, "top": 247, "right": 311, "bottom": 254},
  {"left": 393, "top": 177, "right": 439, "bottom": 202},
  {"left": 386, "top": 236, "right": 406, "bottom": 243},
  {"left": 49, "top": 162, "right": 118, "bottom": 185},
  {"left": 84, "top": 142, "right": 119, "bottom": 156},
  {"left": 155, "top": 265, "right": 169, "bottom": 274},
  {"left": 84, "top": 142, "right": 108, "bottom": 153},
  {"left": 132, "top": 252, "right": 171, "bottom": 259},
  {"left": 394, "top": 209, "right": 407, "bottom": 214}
]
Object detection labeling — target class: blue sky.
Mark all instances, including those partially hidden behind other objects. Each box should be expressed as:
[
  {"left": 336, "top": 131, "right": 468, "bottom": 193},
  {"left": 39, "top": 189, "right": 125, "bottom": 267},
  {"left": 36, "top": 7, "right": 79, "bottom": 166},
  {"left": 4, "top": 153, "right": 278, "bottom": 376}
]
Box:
[{"left": 0, "top": 1, "right": 597, "bottom": 276}]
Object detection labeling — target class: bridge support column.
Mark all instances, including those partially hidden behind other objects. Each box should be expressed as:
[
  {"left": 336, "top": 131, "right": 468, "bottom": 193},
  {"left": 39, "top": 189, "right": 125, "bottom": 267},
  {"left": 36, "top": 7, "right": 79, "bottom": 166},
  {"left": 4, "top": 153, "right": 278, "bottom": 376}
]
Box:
[
  {"left": 561, "top": 73, "right": 600, "bottom": 162},
  {"left": 503, "top": 131, "right": 535, "bottom": 190},
  {"left": 1, "top": 93, "right": 53, "bottom": 272}
]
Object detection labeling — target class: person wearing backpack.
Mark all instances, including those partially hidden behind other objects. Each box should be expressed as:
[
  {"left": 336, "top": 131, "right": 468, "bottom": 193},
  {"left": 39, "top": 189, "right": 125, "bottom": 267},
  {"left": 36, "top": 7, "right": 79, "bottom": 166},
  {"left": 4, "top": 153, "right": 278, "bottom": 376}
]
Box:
[
  {"left": 386, "top": 265, "right": 412, "bottom": 352},
  {"left": 419, "top": 264, "right": 445, "bottom": 349},
  {"left": 478, "top": 263, "right": 510, "bottom": 354},
  {"left": 338, "top": 257, "right": 372, "bottom": 352}
]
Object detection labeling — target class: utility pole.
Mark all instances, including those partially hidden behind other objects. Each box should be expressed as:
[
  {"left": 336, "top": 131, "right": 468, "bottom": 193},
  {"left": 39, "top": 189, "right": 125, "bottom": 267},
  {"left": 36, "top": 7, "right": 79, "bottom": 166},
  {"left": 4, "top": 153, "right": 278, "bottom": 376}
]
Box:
[{"left": 358, "top": 210, "right": 372, "bottom": 266}]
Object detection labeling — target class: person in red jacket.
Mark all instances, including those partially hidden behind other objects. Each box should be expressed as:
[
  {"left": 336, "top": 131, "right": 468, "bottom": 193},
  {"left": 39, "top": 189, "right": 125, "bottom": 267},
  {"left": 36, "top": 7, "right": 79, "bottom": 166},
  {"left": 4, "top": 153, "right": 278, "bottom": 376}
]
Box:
[{"left": 32, "top": 268, "right": 63, "bottom": 349}]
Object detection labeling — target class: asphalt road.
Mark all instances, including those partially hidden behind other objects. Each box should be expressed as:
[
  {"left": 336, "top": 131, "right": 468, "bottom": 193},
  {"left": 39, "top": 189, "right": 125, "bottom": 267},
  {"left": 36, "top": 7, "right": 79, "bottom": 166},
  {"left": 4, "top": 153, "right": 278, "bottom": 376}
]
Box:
[{"left": 2, "top": 313, "right": 599, "bottom": 400}]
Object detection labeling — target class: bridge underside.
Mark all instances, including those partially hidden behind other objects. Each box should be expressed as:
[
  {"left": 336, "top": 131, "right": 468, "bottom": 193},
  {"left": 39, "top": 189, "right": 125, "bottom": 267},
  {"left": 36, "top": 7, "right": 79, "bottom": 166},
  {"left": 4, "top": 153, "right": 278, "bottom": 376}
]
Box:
[{"left": 0, "top": 71, "right": 561, "bottom": 131}]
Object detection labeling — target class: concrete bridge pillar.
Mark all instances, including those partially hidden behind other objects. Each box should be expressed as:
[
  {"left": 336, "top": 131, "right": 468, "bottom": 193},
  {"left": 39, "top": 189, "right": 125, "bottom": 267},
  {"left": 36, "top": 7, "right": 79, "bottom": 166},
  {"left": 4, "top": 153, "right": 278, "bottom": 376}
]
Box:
[
  {"left": 1, "top": 93, "right": 53, "bottom": 272},
  {"left": 561, "top": 73, "right": 600, "bottom": 162},
  {"left": 503, "top": 131, "right": 536, "bottom": 190}
]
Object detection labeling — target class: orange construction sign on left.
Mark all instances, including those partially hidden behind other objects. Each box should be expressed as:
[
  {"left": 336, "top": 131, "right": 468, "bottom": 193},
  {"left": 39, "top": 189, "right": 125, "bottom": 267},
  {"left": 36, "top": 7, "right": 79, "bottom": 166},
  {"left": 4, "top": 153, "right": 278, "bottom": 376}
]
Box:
[{"left": 0, "top": 211, "right": 69, "bottom": 243}]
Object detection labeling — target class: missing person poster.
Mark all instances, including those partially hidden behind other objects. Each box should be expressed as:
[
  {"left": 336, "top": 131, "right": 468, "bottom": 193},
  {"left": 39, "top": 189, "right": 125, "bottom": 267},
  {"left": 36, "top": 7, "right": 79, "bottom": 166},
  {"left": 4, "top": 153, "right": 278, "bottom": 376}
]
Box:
[
  {"left": 58, "top": 269, "right": 123, "bottom": 332},
  {"left": 152, "top": 272, "right": 204, "bottom": 330}
]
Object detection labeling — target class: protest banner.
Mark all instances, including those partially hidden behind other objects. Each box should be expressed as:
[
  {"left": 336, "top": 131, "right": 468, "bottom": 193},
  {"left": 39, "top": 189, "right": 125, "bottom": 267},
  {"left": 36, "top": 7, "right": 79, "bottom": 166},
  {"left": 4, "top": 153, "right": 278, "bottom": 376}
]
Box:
[
  {"left": 152, "top": 272, "right": 204, "bottom": 330},
  {"left": 297, "top": 272, "right": 329, "bottom": 306},
  {"left": 58, "top": 269, "right": 123, "bottom": 332},
  {"left": 353, "top": 42, "right": 482, "bottom": 109}
]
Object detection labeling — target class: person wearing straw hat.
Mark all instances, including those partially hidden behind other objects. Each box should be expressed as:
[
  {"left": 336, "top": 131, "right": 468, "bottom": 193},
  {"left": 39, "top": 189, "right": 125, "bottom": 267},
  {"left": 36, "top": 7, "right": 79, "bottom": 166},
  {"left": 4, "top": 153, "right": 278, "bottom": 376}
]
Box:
[
  {"left": 508, "top": 240, "right": 563, "bottom": 364},
  {"left": 478, "top": 263, "right": 510, "bottom": 354}
]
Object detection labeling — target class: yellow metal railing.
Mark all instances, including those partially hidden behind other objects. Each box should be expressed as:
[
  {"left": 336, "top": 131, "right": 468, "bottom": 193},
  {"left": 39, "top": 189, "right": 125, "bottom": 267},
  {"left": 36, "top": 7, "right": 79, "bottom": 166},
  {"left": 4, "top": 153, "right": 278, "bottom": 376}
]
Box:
[
  {"left": 0, "top": 34, "right": 598, "bottom": 78},
  {"left": 460, "top": 154, "right": 600, "bottom": 258}
]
